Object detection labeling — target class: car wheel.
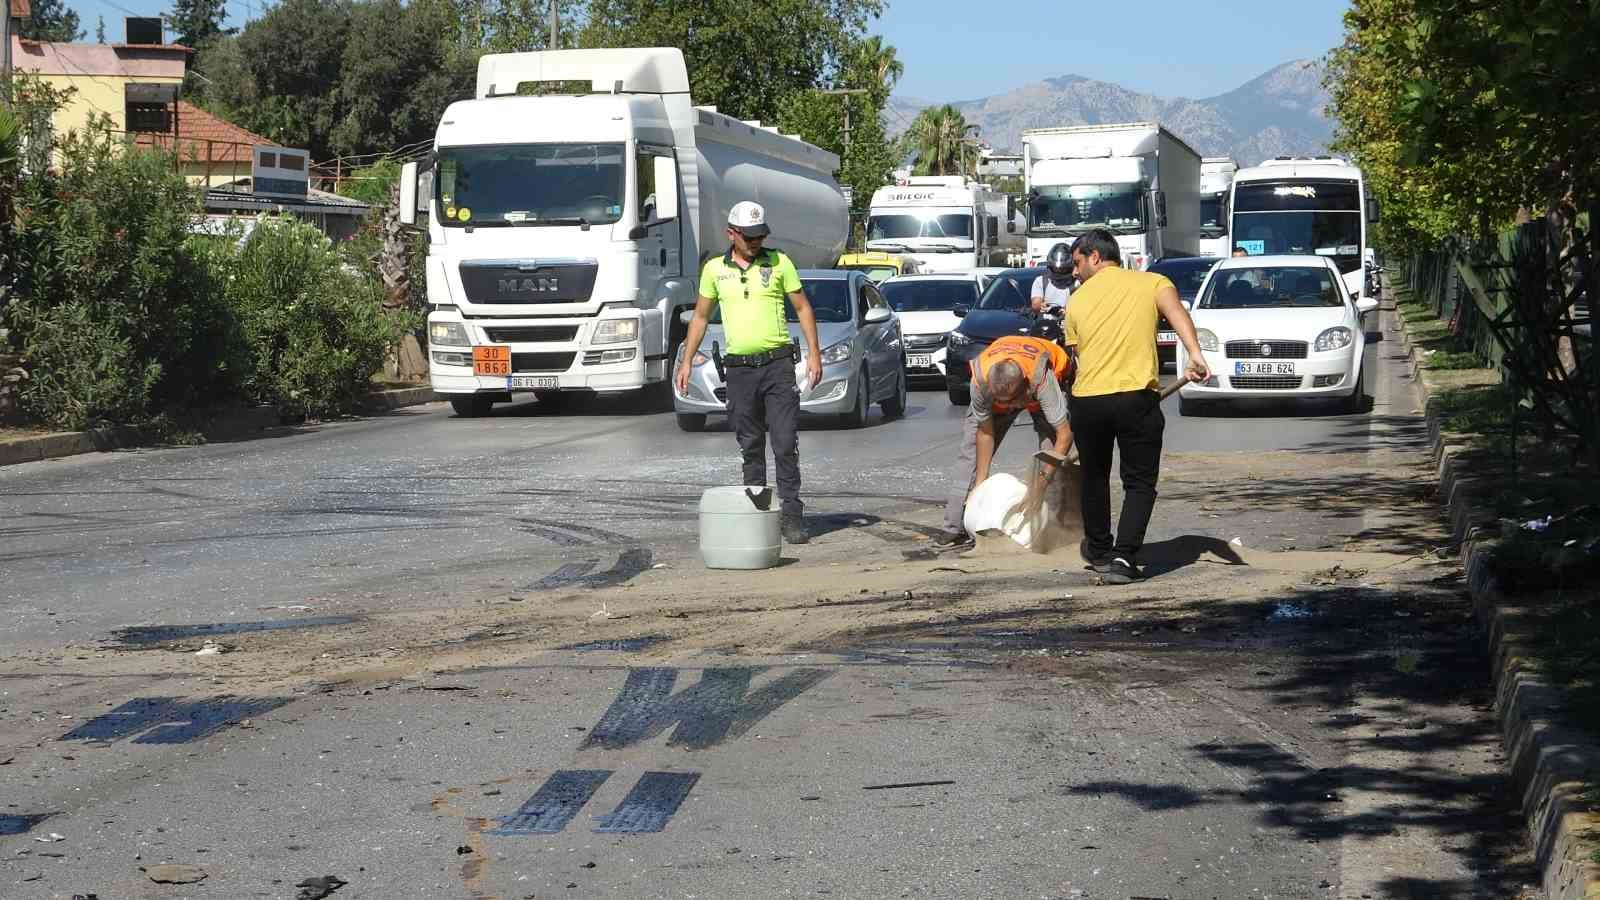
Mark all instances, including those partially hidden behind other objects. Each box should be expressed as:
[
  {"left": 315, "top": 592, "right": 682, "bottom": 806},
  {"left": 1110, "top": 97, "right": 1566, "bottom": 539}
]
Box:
[
  {"left": 947, "top": 385, "right": 971, "bottom": 406},
  {"left": 675, "top": 412, "right": 707, "bottom": 432},
  {"left": 450, "top": 395, "right": 494, "bottom": 417},
  {"left": 880, "top": 363, "right": 907, "bottom": 419},
  {"left": 1341, "top": 366, "right": 1367, "bottom": 414},
  {"left": 841, "top": 367, "right": 870, "bottom": 428}
]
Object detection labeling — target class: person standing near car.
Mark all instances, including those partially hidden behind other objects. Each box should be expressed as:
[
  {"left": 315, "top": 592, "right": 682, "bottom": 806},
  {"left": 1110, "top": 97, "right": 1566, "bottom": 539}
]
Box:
[
  {"left": 1065, "top": 229, "right": 1210, "bottom": 583},
  {"left": 676, "top": 201, "right": 823, "bottom": 544},
  {"left": 1030, "top": 242, "right": 1075, "bottom": 312}
]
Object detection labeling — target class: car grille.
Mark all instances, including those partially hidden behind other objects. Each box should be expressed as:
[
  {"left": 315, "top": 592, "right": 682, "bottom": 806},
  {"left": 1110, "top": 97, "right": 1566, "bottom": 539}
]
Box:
[
  {"left": 1226, "top": 340, "right": 1308, "bottom": 359},
  {"left": 904, "top": 333, "right": 946, "bottom": 350},
  {"left": 485, "top": 326, "right": 580, "bottom": 343},
  {"left": 510, "top": 352, "right": 576, "bottom": 373},
  {"left": 713, "top": 387, "right": 727, "bottom": 402},
  {"left": 1230, "top": 375, "right": 1305, "bottom": 390}
]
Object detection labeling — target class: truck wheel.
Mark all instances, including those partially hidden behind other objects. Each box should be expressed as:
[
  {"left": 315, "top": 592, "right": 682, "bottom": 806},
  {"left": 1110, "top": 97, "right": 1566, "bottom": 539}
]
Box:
[
  {"left": 880, "top": 364, "right": 907, "bottom": 419},
  {"left": 947, "top": 386, "right": 970, "bottom": 406},
  {"left": 676, "top": 412, "right": 707, "bottom": 432},
  {"left": 450, "top": 396, "right": 494, "bottom": 417}
]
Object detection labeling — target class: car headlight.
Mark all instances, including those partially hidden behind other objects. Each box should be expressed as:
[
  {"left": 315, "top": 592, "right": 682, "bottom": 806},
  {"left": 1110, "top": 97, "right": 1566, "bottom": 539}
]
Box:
[
  {"left": 593, "top": 318, "right": 639, "bottom": 345},
  {"left": 1195, "top": 328, "right": 1219, "bottom": 352},
  {"left": 429, "top": 320, "right": 470, "bottom": 347},
  {"left": 673, "top": 345, "right": 708, "bottom": 367},
  {"left": 820, "top": 340, "right": 853, "bottom": 364},
  {"left": 947, "top": 330, "right": 973, "bottom": 348},
  {"left": 1315, "top": 326, "right": 1353, "bottom": 352}
]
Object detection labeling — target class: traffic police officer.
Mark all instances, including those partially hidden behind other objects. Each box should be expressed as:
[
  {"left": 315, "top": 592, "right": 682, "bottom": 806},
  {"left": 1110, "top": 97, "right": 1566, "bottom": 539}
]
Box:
[{"left": 676, "top": 201, "right": 823, "bottom": 544}]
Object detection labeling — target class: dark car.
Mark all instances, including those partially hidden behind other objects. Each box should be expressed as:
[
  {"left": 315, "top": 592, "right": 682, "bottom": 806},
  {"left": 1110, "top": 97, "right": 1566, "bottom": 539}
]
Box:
[
  {"left": 944, "top": 266, "right": 1048, "bottom": 405},
  {"left": 1147, "top": 256, "right": 1221, "bottom": 369}
]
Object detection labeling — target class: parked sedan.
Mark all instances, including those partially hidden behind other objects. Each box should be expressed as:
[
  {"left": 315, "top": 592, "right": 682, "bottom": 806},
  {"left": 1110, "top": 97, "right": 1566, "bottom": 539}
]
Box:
[
  {"left": 673, "top": 269, "right": 908, "bottom": 431},
  {"left": 1177, "top": 254, "right": 1380, "bottom": 415},
  {"left": 943, "top": 267, "right": 1048, "bottom": 405},
  {"left": 1147, "top": 256, "right": 1221, "bottom": 370},
  {"left": 880, "top": 273, "right": 983, "bottom": 387}
]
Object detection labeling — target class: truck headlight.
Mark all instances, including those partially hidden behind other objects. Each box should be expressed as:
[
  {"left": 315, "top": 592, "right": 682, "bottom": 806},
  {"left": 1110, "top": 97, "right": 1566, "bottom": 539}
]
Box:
[
  {"left": 1314, "top": 327, "right": 1353, "bottom": 352},
  {"left": 1195, "top": 328, "right": 1219, "bottom": 352},
  {"left": 593, "top": 319, "right": 639, "bottom": 345},
  {"left": 820, "top": 340, "right": 853, "bottom": 364},
  {"left": 429, "top": 321, "right": 470, "bottom": 347}
]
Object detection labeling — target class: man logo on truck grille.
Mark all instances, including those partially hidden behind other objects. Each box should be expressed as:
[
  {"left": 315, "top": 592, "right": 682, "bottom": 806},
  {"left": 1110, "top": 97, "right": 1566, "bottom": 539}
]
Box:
[{"left": 499, "top": 276, "right": 560, "bottom": 294}]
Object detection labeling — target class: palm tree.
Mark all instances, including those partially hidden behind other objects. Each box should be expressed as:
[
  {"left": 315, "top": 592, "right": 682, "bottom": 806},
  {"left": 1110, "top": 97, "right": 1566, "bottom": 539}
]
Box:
[
  {"left": 908, "top": 105, "right": 977, "bottom": 177},
  {"left": 851, "top": 36, "right": 903, "bottom": 105}
]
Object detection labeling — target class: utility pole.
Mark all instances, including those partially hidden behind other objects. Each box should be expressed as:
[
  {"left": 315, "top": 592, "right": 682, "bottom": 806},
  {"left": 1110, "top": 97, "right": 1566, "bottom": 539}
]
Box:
[
  {"left": 2, "top": 0, "right": 13, "bottom": 107},
  {"left": 549, "top": 0, "right": 559, "bottom": 50},
  {"left": 818, "top": 88, "right": 867, "bottom": 158}
]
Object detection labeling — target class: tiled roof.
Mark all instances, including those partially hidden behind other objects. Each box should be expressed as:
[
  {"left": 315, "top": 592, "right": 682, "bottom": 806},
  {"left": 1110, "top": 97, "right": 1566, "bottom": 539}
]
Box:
[{"left": 134, "top": 103, "right": 273, "bottom": 163}]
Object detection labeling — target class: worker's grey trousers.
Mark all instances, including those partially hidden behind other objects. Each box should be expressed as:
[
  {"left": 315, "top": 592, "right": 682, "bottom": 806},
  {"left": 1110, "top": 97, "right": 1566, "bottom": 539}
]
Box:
[
  {"left": 724, "top": 357, "right": 803, "bottom": 516},
  {"left": 943, "top": 407, "right": 1057, "bottom": 535}
]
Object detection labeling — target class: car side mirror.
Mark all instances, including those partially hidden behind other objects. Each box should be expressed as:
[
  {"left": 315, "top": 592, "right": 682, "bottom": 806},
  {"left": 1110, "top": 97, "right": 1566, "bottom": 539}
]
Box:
[
  {"left": 953, "top": 305, "right": 969, "bottom": 318},
  {"left": 678, "top": 309, "right": 695, "bottom": 325},
  {"left": 864, "top": 306, "right": 893, "bottom": 324},
  {"left": 1356, "top": 297, "right": 1379, "bottom": 313}
]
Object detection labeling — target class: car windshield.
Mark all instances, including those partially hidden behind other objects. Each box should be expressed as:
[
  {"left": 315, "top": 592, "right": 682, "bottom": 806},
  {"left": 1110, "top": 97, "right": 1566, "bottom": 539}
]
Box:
[
  {"left": 708, "top": 279, "right": 853, "bottom": 325},
  {"left": 435, "top": 143, "right": 625, "bottom": 228},
  {"left": 1199, "top": 266, "right": 1345, "bottom": 309},
  {"left": 882, "top": 280, "right": 978, "bottom": 312},
  {"left": 975, "top": 270, "right": 1042, "bottom": 312},
  {"left": 1148, "top": 259, "right": 1217, "bottom": 303},
  {"left": 1028, "top": 184, "right": 1145, "bottom": 236},
  {"left": 867, "top": 214, "right": 973, "bottom": 241}
]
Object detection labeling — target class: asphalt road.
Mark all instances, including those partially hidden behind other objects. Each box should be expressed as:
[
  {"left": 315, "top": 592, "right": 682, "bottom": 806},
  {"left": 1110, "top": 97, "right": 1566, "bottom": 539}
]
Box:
[{"left": 0, "top": 313, "right": 1542, "bottom": 898}]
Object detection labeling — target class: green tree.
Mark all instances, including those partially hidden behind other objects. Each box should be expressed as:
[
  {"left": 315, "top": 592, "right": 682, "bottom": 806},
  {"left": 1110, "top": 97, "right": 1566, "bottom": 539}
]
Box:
[
  {"left": 18, "top": 0, "right": 84, "bottom": 42},
  {"left": 169, "top": 0, "right": 234, "bottom": 49},
  {"left": 95, "top": 15, "right": 105, "bottom": 43},
  {"left": 906, "top": 105, "right": 977, "bottom": 177},
  {"left": 332, "top": 0, "right": 476, "bottom": 157},
  {"left": 580, "top": 0, "right": 886, "bottom": 122}
]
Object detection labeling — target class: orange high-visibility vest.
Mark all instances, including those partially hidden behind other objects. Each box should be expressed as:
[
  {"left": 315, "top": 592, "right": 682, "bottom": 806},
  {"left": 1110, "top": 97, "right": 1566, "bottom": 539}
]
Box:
[{"left": 974, "top": 335, "right": 1072, "bottom": 414}]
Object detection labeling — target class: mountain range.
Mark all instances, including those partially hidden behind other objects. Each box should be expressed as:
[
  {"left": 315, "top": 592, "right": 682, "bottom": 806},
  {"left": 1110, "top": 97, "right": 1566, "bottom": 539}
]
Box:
[{"left": 887, "top": 58, "right": 1334, "bottom": 166}]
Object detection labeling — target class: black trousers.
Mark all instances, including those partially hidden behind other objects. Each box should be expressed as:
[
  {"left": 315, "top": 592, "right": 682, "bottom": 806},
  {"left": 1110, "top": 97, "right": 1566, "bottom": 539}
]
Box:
[
  {"left": 1070, "top": 389, "right": 1164, "bottom": 560},
  {"left": 724, "top": 357, "right": 802, "bottom": 516}
]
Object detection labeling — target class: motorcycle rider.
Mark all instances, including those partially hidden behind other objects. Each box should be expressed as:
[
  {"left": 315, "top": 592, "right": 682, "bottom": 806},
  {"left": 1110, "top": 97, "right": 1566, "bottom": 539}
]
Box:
[{"left": 1030, "top": 242, "right": 1076, "bottom": 313}]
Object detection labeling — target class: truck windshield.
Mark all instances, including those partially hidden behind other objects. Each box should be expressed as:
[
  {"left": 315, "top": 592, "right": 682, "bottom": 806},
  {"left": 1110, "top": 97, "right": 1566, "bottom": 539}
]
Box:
[
  {"left": 868, "top": 214, "right": 973, "bottom": 241},
  {"left": 434, "top": 143, "right": 625, "bottom": 228},
  {"left": 1028, "top": 184, "right": 1144, "bottom": 236},
  {"left": 1200, "top": 195, "right": 1225, "bottom": 238},
  {"left": 1231, "top": 180, "right": 1363, "bottom": 273}
]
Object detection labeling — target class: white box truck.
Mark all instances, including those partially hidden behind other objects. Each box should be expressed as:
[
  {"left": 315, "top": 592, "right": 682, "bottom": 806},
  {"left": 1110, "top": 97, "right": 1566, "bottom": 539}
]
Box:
[
  {"left": 1199, "top": 156, "right": 1238, "bottom": 257},
  {"left": 399, "top": 48, "right": 848, "bottom": 417},
  {"left": 864, "top": 176, "right": 1023, "bottom": 273},
  {"left": 1020, "top": 122, "right": 1201, "bottom": 270}
]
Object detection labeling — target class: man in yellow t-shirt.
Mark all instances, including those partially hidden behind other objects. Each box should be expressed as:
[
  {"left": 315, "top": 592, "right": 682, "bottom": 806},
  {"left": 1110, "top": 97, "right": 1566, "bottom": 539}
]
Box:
[
  {"left": 1064, "top": 229, "right": 1210, "bottom": 583},
  {"left": 676, "top": 201, "right": 823, "bottom": 544}
]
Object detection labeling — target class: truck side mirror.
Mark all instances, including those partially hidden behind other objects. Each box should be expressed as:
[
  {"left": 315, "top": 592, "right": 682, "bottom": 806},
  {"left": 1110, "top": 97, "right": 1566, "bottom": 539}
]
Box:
[
  {"left": 986, "top": 215, "right": 999, "bottom": 246},
  {"left": 1366, "top": 197, "right": 1381, "bottom": 224},
  {"left": 653, "top": 155, "right": 679, "bottom": 222},
  {"left": 1153, "top": 190, "right": 1168, "bottom": 228},
  {"left": 399, "top": 161, "right": 419, "bottom": 227}
]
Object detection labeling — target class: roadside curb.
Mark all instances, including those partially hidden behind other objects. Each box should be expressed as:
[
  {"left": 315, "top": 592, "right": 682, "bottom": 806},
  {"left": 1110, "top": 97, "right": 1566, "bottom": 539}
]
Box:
[
  {"left": 1399, "top": 307, "right": 1600, "bottom": 900},
  {"left": 0, "top": 387, "right": 439, "bottom": 469}
]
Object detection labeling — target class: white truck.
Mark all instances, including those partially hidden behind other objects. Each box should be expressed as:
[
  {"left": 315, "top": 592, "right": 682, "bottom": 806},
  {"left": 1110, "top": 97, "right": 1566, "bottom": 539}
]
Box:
[
  {"left": 1228, "top": 155, "right": 1382, "bottom": 301},
  {"left": 398, "top": 48, "right": 848, "bottom": 417},
  {"left": 864, "top": 176, "right": 1021, "bottom": 273},
  {"left": 1198, "top": 156, "right": 1238, "bottom": 257},
  {"left": 1020, "top": 122, "right": 1202, "bottom": 270}
]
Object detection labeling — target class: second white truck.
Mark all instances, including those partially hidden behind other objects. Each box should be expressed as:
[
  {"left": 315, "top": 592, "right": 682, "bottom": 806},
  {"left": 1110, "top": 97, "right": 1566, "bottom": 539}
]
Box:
[
  {"left": 864, "top": 176, "right": 1021, "bottom": 273},
  {"left": 1021, "top": 122, "right": 1202, "bottom": 270},
  {"left": 399, "top": 48, "right": 848, "bottom": 417},
  {"left": 1199, "top": 156, "right": 1238, "bottom": 257}
]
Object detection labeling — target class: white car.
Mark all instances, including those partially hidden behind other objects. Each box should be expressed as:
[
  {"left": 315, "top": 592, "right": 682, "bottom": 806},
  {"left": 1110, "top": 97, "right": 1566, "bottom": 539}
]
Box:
[
  {"left": 879, "top": 272, "right": 985, "bottom": 386},
  {"left": 1177, "top": 254, "right": 1380, "bottom": 415}
]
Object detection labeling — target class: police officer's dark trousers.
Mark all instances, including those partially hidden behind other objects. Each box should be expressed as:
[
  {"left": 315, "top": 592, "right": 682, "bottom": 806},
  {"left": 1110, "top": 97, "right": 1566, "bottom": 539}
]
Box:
[
  {"left": 724, "top": 357, "right": 803, "bottom": 516},
  {"left": 1070, "top": 388, "right": 1163, "bottom": 561}
]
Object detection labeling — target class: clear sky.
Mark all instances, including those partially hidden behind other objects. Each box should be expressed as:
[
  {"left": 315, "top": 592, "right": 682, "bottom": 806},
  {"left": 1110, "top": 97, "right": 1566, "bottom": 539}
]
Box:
[{"left": 73, "top": 0, "right": 1350, "bottom": 102}]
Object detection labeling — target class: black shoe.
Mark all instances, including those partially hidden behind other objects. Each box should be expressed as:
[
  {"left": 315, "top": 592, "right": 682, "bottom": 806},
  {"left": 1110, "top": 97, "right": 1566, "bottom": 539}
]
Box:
[
  {"left": 1104, "top": 557, "right": 1143, "bottom": 584},
  {"left": 782, "top": 514, "right": 809, "bottom": 545},
  {"left": 1080, "top": 538, "right": 1112, "bottom": 573},
  {"left": 934, "top": 529, "right": 974, "bottom": 549}
]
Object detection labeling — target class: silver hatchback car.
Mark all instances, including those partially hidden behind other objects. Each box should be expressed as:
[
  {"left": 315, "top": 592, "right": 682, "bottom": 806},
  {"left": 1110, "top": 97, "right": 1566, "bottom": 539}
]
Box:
[{"left": 673, "top": 269, "right": 909, "bottom": 431}]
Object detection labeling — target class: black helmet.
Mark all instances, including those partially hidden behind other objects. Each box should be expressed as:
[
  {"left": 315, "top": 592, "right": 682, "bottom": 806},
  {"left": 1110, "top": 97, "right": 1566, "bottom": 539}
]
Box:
[{"left": 1046, "top": 242, "right": 1073, "bottom": 278}]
